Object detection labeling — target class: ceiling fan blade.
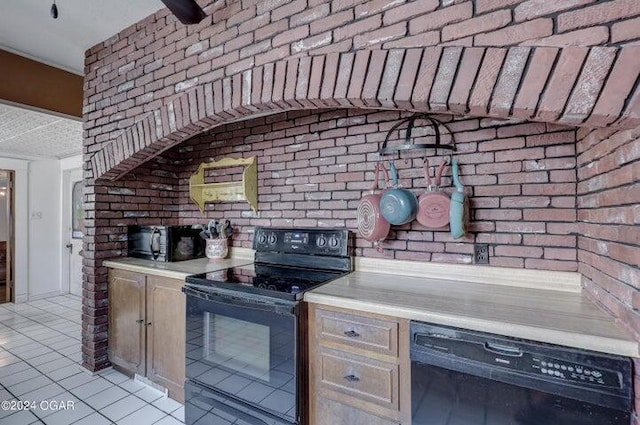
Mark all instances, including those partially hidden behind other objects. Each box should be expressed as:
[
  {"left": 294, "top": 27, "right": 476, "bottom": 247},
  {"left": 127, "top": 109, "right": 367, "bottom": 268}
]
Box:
[{"left": 160, "top": 0, "right": 206, "bottom": 24}]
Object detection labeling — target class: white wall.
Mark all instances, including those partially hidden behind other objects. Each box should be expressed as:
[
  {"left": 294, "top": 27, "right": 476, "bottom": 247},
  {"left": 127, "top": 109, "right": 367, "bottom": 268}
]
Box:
[
  {"left": 27, "top": 159, "right": 62, "bottom": 300},
  {"left": 0, "top": 154, "right": 82, "bottom": 302}
]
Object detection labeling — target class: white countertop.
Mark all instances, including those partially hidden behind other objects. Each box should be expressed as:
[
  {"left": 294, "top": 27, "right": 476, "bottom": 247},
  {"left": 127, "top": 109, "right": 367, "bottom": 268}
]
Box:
[
  {"left": 305, "top": 268, "right": 639, "bottom": 357},
  {"left": 103, "top": 250, "right": 638, "bottom": 357},
  {"left": 103, "top": 248, "right": 254, "bottom": 280}
]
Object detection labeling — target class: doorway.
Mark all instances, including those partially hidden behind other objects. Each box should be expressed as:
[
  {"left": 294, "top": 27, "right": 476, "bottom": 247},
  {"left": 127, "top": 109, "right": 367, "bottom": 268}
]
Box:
[
  {"left": 0, "top": 170, "right": 14, "bottom": 303},
  {"left": 62, "top": 169, "right": 83, "bottom": 296}
]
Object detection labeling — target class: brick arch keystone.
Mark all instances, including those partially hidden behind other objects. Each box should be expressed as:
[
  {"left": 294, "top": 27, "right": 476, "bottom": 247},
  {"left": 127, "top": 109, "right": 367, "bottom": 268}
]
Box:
[{"left": 91, "top": 45, "right": 640, "bottom": 181}]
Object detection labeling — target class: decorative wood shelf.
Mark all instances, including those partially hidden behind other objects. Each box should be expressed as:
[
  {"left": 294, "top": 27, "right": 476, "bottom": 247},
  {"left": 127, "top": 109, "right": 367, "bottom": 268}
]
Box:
[{"left": 189, "top": 156, "right": 258, "bottom": 214}]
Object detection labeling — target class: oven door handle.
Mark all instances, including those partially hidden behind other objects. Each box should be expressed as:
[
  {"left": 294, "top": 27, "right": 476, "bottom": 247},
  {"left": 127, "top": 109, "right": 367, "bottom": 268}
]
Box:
[{"left": 183, "top": 285, "right": 297, "bottom": 316}]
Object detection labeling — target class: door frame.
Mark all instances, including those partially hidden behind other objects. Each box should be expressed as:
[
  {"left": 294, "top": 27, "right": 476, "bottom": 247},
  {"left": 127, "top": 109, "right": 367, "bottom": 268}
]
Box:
[
  {"left": 0, "top": 159, "right": 27, "bottom": 303},
  {"left": 61, "top": 167, "right": 83, "bottom": 295}
]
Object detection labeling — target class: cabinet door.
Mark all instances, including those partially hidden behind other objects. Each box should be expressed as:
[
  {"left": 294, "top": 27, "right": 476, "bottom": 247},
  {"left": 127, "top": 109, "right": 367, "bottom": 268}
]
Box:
[
  {"left": 109, "top": 269, "right": 145, "bottom": 375},
  {"left": 146, "top": 275, "right": 186, "bottom": 402}
]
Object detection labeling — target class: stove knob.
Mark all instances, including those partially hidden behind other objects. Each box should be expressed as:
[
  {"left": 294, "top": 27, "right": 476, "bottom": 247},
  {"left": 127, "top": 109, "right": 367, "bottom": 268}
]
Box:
[
  {"left": 329, "top": 236, "right": 339, "bottom": 248},
  {"left": 258, "top": 233, "right": 267, "bottom": 244},
  {"left": 317, "top": 236, "right": 327, "bottom": 247},
  {"left": 268, "top": 233, "right": 277, "bottom": 245}
]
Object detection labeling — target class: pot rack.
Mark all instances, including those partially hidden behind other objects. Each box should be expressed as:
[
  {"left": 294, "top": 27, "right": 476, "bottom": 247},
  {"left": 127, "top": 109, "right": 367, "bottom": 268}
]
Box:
[{"left": 379, "top": 113, "right": 456, "bottom": 159}]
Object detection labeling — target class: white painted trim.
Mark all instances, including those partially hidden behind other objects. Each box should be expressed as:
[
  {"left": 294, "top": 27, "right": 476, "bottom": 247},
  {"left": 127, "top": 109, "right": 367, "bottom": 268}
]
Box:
[
  {"left": 20, "top": 290, "right": 65, "bottom": 302},
  {"left": 354, "top": 257, "right": 582, "bottom": 293}
]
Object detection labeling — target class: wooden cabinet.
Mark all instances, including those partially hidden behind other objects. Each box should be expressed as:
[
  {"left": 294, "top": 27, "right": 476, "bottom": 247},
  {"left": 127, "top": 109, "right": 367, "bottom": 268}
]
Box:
[
  {"left": 308, "top": 304, "right": 411, "bottom": 425},
  {"left": 108, "top": 269, "right": 185, "bottom": 402},
  {"left": 109, "top": 270, "right": 145, "bottom": 375}
]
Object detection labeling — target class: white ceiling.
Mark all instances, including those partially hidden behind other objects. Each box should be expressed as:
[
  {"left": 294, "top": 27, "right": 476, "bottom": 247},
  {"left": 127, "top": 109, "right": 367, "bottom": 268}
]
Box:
[
  {"left": 0, "top": 103, "right": 83, "bottom": 159},
  {"left": 0, "top": 0, "right": 163, "bottom": 75},
  {"left": 0, "top": 0, "right": 163, "bottom": 160}
]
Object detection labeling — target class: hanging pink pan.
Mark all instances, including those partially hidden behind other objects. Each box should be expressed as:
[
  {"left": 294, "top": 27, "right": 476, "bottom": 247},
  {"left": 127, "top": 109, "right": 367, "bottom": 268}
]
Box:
[
  {"left": 417, "top": 158, "right": 450, "bottom": 228},
  {"left": 357, "top": 163, "right": 391, "bottom": 244}
]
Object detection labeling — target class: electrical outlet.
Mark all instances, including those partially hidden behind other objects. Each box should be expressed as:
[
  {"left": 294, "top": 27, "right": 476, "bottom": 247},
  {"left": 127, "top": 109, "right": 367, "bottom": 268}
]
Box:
[{"left": 474, "top": 243, "right": 489, "bottom": 264}]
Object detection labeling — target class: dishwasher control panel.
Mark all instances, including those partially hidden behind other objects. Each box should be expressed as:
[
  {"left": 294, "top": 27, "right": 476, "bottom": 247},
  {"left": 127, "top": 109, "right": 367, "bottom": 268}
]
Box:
[{"left": 531, "top": 356, "right": 619, "bottom": 388}]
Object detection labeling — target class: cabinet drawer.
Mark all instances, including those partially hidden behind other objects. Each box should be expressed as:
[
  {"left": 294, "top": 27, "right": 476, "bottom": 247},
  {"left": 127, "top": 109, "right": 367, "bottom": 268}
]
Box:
[
  {"left": 319, "top": 348, "right": 398, "bottom": 411},
  {"left": 316, "top": 308, "right": 398, "bottom": 356},
  {"left": 314, "top": 396, "right": 399, "bottom": 425}
]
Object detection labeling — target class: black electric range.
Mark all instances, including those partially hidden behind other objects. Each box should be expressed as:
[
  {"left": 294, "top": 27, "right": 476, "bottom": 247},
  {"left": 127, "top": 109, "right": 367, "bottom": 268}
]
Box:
[
  {"left": 186, "top": 263, "right": 347, "bottom": 301},
  {"left": 183, "top": 227, "right": 351, "bottom": 425}
]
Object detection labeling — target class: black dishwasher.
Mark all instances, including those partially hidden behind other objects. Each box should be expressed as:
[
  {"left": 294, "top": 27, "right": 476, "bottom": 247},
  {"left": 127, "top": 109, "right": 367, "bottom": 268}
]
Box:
[{"left": 410, "top": 321, "right": 633, "bottom": 425}]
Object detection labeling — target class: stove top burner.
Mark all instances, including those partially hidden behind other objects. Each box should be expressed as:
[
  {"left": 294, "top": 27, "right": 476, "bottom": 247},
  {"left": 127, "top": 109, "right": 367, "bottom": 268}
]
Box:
[{"left": 185, "top": 263, "right": 347, "bottom": 301}]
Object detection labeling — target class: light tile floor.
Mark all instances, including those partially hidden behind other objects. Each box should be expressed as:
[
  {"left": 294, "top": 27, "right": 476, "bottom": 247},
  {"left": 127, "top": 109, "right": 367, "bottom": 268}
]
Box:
[{"left": 0, "top": 295, "right": 185, "bottom": 425}]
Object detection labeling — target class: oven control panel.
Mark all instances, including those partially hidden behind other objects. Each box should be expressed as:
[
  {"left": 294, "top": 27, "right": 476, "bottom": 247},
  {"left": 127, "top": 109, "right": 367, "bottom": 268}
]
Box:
[{"left": 254, "top": 227, "right": 349, "bottom": 256}]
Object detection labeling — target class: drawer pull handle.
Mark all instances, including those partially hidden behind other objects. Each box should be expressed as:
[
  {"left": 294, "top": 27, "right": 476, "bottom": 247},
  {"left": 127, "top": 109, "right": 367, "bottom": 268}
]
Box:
[
  {"left": 344, "top": 330, "right": 360, "bottom": 338},
  {"left": 344, "top": 374, "right": 360, "bottom": 382}
]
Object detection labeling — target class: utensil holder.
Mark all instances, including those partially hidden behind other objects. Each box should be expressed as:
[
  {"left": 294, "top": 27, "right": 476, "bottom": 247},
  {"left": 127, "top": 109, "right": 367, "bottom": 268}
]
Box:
[{"left": 206, "top": 238, "right": 229, "bottom": 259}]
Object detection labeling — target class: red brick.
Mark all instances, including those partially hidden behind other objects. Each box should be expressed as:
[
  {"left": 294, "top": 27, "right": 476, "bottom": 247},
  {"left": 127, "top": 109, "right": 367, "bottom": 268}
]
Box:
[
  {"left": 271, "top": 61, "right": 287, "bottom": 107},
  {"left": 589, "top": 47, "right": 640, "bottom": 127},
  {"left": 333, "top": 53, "right": 355, "bottom": 107},
  {"left": 346, "top": 50, "right": 371, "bottom": 107},
  {"left": 557, "top": 0, "right": 640, "bottom": 32},
  {"left": 515, "top": 0, "right": 595, "bottom": 22},
  {"left": 273, "top": 25, "right": 309, "bottom": 48},
  {"left": 307, "top": 56, "right": 324, "bottom": 106},
  {"left": 354, "top": 22, "right": 407, "bottom": 48},
  {"left": 394, "top": 49, "right": 422, "bottom": 109},
  {"left": 612, "top": 16, "right": 640, "bottom": 43},
  {"left": 536, "top": 47, "right": 589, "bottom": 123},
  {"left": 442, "top": 10, "right": 512, "bottom": 42},
  {"left": 272, "top": 0, "right": 306, "bottom": 21},
  {"left": 490, "top": 47, "right": 531, "bottom": 117},
  {"left": 409, "top": 2, "right": 472, "bottom": 34},
  {"left": 383, "top": 0, "right": 439, "bottom": 25},
  {"left": 291, "top": 4, "right": 330, "bottom": 26},
  {"left": 355, "top": 0, "right": 405, "bottom": 18},
  {"left": 448, "top": 47, "right": 484, "bottom": 115},
  {"left": 411, "top": 47, "right": 442, "bottom": 108},
  {"left": 283, "top": 58, "right": 300, "bottom": 108},
  {"left": 362, "top": 50, "right": 386, "bottom": 108},
  {"left": 475, "top": 18, "right": 553, "bottom": 46},
  {"left": 562, "top": 47, "right": 617, "bottom": 125},
  {"left": 429, "top": 47, "right": 462, "bottom": 112},
  {"left": 310, "top": 9, "right": 355, "bottom": 35},
  {"left": 334, "top": 14, "right": 380, "bottom": 41},
  {"left": 295, "top": 56, "right": 314, "bottom": 108},
  {"left": 320, "top": 53, "right": 340, "bottom": 106},
  {"left": 475, "top": 0, "right": 521, "bottom": 13},
  {"left": 378, "top": 49, "right": 405, "bottom": 108},
  {"left": 383, "top": 31, "right": 440, "bottom": 49},
  {"left": 512, "top": 47, "right": 558, "bottom": 119},
  {"left": 522, "top": 27, "right": 609, "bottom": 47},
  {"left": 469, "top": 48, "right": 506, "bottom": 117}
]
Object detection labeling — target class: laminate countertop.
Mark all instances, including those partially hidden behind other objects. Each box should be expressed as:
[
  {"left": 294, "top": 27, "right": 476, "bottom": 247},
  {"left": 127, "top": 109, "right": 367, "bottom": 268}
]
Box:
[
  {"left": 103, "top": 251, "right": 254, "bottom": 280},
  {"left": 305, "top": 261, "right": 639, "bottom": 358}
]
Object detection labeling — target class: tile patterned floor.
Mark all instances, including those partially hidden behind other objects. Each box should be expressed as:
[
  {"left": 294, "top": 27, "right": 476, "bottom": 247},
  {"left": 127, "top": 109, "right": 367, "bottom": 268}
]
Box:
[{"left": 0, "top": 295, "right": 185, "bottom": 424}]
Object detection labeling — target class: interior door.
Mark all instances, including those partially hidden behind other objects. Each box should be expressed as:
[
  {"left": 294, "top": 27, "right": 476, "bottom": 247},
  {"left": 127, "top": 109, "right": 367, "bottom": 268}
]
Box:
[{"left": 65, "top": 169, "right": 83, "bottom": 296}]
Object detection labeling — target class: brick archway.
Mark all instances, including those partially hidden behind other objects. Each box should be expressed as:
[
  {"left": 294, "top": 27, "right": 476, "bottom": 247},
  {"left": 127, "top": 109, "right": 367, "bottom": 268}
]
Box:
[{"left": 91, "top": 45, "right": 639, "bottom": 181}]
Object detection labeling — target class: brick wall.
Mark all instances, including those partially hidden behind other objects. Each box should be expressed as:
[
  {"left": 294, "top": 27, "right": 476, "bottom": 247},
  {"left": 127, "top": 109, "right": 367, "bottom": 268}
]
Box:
[
  {"left": 576, "top": 126, "right": 640, "bottom": 415},
  {"left": 99, "top": 110, "right": 578, "bottom": 269},
  {"left": 81, "top": 0, "right": 640, "bottom": 399}
]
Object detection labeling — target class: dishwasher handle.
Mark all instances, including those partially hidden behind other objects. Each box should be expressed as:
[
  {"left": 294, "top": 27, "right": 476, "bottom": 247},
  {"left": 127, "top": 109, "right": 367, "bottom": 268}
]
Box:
[{"left": 484, "top": 341, "right": 523, "bottom": 357}]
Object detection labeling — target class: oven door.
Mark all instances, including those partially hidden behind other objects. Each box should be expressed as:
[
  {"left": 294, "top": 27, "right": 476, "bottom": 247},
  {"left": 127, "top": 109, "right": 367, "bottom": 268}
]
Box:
[{"left": 184, "top": 285, "right": 298, "bottom": 424}]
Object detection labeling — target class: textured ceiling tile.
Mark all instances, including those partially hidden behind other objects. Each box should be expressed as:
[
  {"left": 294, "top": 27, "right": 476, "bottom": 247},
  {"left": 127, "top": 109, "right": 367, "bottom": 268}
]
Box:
[{"left": 0, "top": 103, "right": 82, "bottom": 159}]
